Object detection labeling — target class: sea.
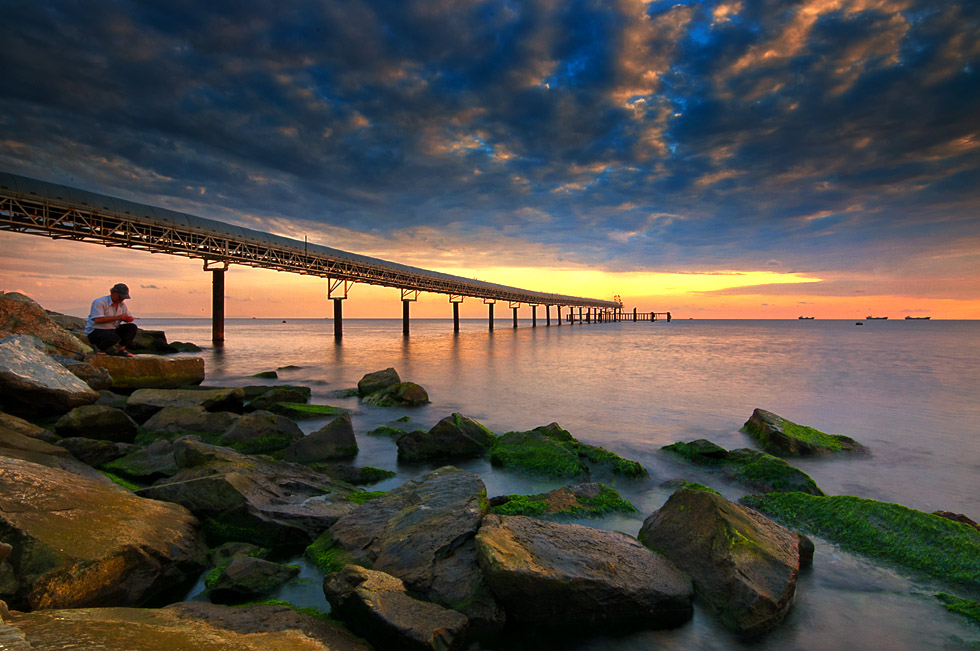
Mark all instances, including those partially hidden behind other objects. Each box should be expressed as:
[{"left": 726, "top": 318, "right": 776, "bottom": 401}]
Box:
[{"left": 140, "top": 316, "right": 980, "bottom": 650}]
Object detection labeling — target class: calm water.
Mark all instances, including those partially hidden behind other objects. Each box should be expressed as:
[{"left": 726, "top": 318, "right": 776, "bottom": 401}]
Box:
[{"left": 145, "top": 317, "right": 980, "bottom": 649}]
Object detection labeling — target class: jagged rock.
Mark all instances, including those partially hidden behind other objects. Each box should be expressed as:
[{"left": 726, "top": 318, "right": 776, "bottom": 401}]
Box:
[
  {"left": 216, "top": 409, "right": 303, "bottom": 455},
  {"left": 357, "top": 367, "right": 400, "bottom": 397},
  {"left": 322, "top": 466, "right": 503, "bottom": 634},
  {"left": 126, "top": 387, "right": 245, "bottom": 422},
  {"left": 54, "top": 405, "right": 138, "bottom": 442},
  {"left": 5, "top": 602, "right": 371, "bottom": 650},
  {"left": 396, "top": 413, "right": 495, "bottom": 462},
  {"left": 476, "top": 514, "right": 693, "bottom": 628},
  {"left": 141, "top": 405, "right": 240, "bottom": 439},
  {"left": 207, "top": 556, "right": 299, "bottom": 603},
  {"left": 135, "top": 438, "right": 356, "bottom": 545},
  {"left": 324, "top": 565, "right": 470, "bottom": 651},
  {"left": 56, "top": 437, "right": 133, "bottom": 468},
  {"left": 246, "top": 385, "right": 312, "bottom": 411},
  {"left": 0, "top": 335, "right": 99, "bottom": 415},
  {"left": 86, "top": 354, "right": 205, "bottom": 390},
  {"left": 281, "top": 412, "right": 357, "bottom": 463},
  {"left": 0, "top": 456, "right": 207, "bottom": 610},
  {"left": 0, "top": 292, "right": 91, "bottom": 356},
  {"left": 101, "top": 439, "right": 179, "bottom": 482},
  {"left": 52, "top": 355, "right": 113, "bottom": 390},
  {"left": 638, "top": 488, "right": 811, "bottom": 637},
  {"left": 744, "top": 408, "right": 868, "bottom": 456}
]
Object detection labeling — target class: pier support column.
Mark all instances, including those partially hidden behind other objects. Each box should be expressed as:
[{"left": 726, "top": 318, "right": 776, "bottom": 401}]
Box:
[
  {"left": 328, "top": 279, "right": 353, "bottom": 339},
  {"left": 633, "top": 307, "right": 637, "bottom": 322},
  {"left": 450, "top": 294, "right": 463, "bottom": 332},
  {"left": 485, "top": 299, "right": 495, "bottom": 331},
  {"left": 557, "top": 307, "right": 562, "bottom": 325},
  {"left": 333, "top": 299, "right": 343, "bottom": 339},
  {"left": 579, "top": 307, "right": 583, "bottom": 324},
  {"left": 586, "top": 308, "right": 591, "bottom": 324},
  {"left": 401, "top": 289, "right": 418, "bottom": 336},
  {"left": 532, "top": 305, "right": 537, "bottom": 327},
  {"left": 667, "top": 311, "right": 671, "bottom": 322},
  {"left": 211, "top": 266, "right": 225, "bottom": 343},
  {"left": 546, "top": 305, "right": 551, "bottom": 326}
]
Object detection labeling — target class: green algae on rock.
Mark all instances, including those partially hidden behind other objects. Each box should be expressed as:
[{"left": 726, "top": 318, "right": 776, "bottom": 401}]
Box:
[
  {"left": 741, "top": 492, "right": 980, "bottom": 589},
  {"left": 936, "top": 593, "right": 980, "bottom": 628},
  {"left": 662, "top": 439, "right": 824, "bottom": 495},
  {"left": 267, "top": 402, "right": 349, "bottom": 420},
  {"left": 743, "top": 408, "right": 869, "bottom": 456},
  {"left": 491, "top": 483, "right": 637, "bottom": 518}
]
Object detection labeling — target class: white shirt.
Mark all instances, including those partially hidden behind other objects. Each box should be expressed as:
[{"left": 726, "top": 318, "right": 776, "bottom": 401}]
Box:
[{"left": 85, "top": 295, "right": 132, "bottom": 333}]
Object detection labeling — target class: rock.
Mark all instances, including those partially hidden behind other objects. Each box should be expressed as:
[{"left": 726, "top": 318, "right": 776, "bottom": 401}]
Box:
[
  {"left": 357, "top": 367, "right": 400, "bottom": 397},
  {"left": 490, "top": 482, "right": 636, "bottom": 518},
  {"left": 101, "top": 439, "right": 179, "bottom": 482},
  {"left": 324, "top": 564, "right": 470, "bottom": 651},
  {"left": 52, "top": 355, "right": 113, "bottom": 390},
  {"left": 638, "top": 488, "right": 809, "bottom": 637},
  {"left": 267, "top": 402, "right": 348, "bottom": 420},
  {"left": 136, "top": 438, "right": 356, "bottom": 545},
  {"left": 0, "top": 292, "right": 92, "bottom": 356},
  {"left": 86, "top": 354, "right": 205, "bottom": 390},
  {"left": 307, "top": 463, "right": 396, "bottom": 485},
  {"left": 126, "top": 387, "right": 245, "bottom": 422},
  {"left": 321, "top": 466, "right": 503, "bottom": 633},
  {"left": 206, "top": 556, "right": 299, "bottom": 603},
  {"left": 744, "top": 408, "right": 869, "bottom": 456},
  {"left": 56, "top": 437, "right": 133, "bottom": 468},
  {"left": 0, "top": 456, "right": 207, "bottom": 610},
  {"left": 95, "top": 390, "right": 129, "bottom": 410},
  {"left": 171, "top": 341, "right": 202, "bottom": 353},
  {"left": 933, "top": 511, "right": 980, "bottom": 533},
  {"left": 54, "top": 405, "right": 138, "bottom": 442},
  {"left": 129, "top": 329, "right": 179, "bottom": 354},
  {"left": 141, "top": 405, "right": 240, "bottom": 439},
  {"left": 210, "top": 542, "right": 267, "bottom": 565},
  {"left": 363, "top": 382, "right": 430, "bottom": 407},
  {"left": 246, "top": 385, "right": 312, "bottom": 411},
  {"left": 476, "top": 514, "right": 693, "bottom": 628},
  {"left": 281, "top": 413, "right": 357, "bottom": 463},
  {"left": 217, "top": 409, "right": 303, "bottom": 454},
  {"left": 396, "top": 413, "right": 495, "bottom": 462},
  {"left": 45, "top": 311, "right": 86, "bottom": 331},
  {"left": 0, "top": 424, "right": 114, "bottom": 484},
  {"left": 0, "top": 412, "right": 48, "bottom": 440},
  {"left": 251, "top": 370, "right": 278, "bottom": 379},
  {"left": 5, "top": 601, "right": 371, "bottom": 650},
  {"left": 0, "top": 335, "right": 99, "bottom": 415}
]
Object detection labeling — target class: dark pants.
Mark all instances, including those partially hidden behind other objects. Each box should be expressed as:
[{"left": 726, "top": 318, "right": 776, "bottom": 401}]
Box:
[{"left": 88, "top": 323, "right": 137, "bottom": 352}]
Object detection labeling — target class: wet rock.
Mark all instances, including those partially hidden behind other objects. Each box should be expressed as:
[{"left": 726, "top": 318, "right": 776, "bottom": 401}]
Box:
[
  {"left": 933, "top": 511, "right": 980, "bottom": 533},
  {"left": 322, "top": 466, "right": 503, "bottom": 634},
  {"left": 281, "top": 412, "right": 357, "bottom": 463},
  {"left": 126, "top": 387, "right": 245, "bottom": 422},
  {"left": 246, "top": 385, "right": 312, "bottom": 411},
  {"left": 56, "top": 437, "right": 133, "bottom": 468},
  {"left": 0, "top": 335, "right": 99, "bottom": 415},
  {"left": 129, "top": 329, "right": 179, "bottom": 354},
  {"left": 638, "top": 488, "right": 809, "bottom": 637},
  {"left": 363, "top": 382, "right": 430, "bottom": 407},
  {"left": 396, "top": 413, "right": 495, "bottom": 462},
  {"left": 0, "top": 292, "right": 91, "bottom": 356},
  {"left": 357, "top": 367, "right": 400, "bottom": 397},
  {"left": 324, "top": 564, "right": 470, "bottom": 651},
  {"left": 140, "top": 405, "right": 240, "bottom": 439},
  {"left": 476, "top": 514, "right": 693, "bottom": 628},
  {"left": 0, "top": 456, "right": 207, "bottom": 610},
  {"left": 0, "top": 412, "right": 48, "bottom": 440},
  {"left": 744, "top": 408, "right": 868, "bottom": 456},
  {"left": 52, "top": 355, "right": 113, "bottom": 390},
  {"left": 490, "top": 482, "right": 636, "bottom": 519},
  {"left": 206, "top": 556, "right": 299, "bottom": 603},
  {"left": 217, "top": 409, "right": 303, "bottom": 455},
  {"left": 0, "top": 424, "right": 112, "bottom": 484},
  {"left": 101, "top": 439, "right": 179, "bottom": 482},
  {"left": 210, "top": 542, "right": 267, "bottom": 565},
  {"left": 54, "top": 405, "right": 138, "bottom": 442},
  {"left": 86, "top": 354, "right": 205, "bottom": 390}
]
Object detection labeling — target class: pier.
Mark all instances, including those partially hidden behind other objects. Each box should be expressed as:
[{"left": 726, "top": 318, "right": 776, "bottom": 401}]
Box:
[{"left": 0, "top": 172, "right": 669, "bottom": 340}]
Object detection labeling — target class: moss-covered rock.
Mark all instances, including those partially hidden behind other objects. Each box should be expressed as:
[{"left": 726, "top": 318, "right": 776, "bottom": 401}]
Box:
[
  {"left": 491, "top": 483, "right": 636, "bottom": 518},
  {"left": 267, "top": 402, "right": 348, "bottom": 420},
  {"left": 662, "top": 439, "right": 823, "bottom": 495},
  {"left": 217, "top": 409, "right": 303, "bottom": 455},
  {"left": 743, "top": 408, "right": 868, "bottom": 456},
  {"left": 362, "top": 381, "right": 430, "bottom": 407},
  {"left": 396, "top": 413, "right": 496, "bottom": 462},
  {"left": 245, "top": 385, "right": 312, "bottom": 412},
  {"left": 357, "top": 368, "right": 400, "bottom": 397},
  {"left": 936, "top": 593, "right": 980, "bottom": 628},
  {"left": 741, "top": 492, "right": 980, "bottom": 589},
  {"left": 206, "top": 556, "right": 300, "bottom": 604}
]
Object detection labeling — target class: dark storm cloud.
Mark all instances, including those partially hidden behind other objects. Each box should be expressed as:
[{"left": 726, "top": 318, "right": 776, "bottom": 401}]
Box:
[{"left": 0, "top": 0, "right": 977, "bottom": 285}]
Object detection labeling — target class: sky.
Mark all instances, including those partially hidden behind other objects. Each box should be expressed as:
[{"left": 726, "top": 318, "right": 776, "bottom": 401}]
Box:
[{"left": 1, "top": 0, "right": 978, "bottom": 319}]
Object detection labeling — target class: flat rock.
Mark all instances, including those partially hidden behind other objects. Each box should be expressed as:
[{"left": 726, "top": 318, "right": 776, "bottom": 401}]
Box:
[
  {"left": 5, "top": 601, "right": 370, "bottom": 650},
  {"left": 0, "top": 425, "right": 112, "bottom": 484},
  {"left": 0, "top": 292, "right": 91, "bottom": 356},
  {"left": 0, "top": 412, "right": 48, "bottom": 439},
  {"left": 246, "top": 385, "right": 312, "bottom": 411},
  {"left": 324, "top": 564, "right": 470, "bottom": 651},
  {"left": 638, "top": 488, "right": 810, "bottom": 637},
  {"left": 101, "top": 439, "right": 179, "bottom": 482},
  {"left": 0, "top": 456, "right": 207, "bottom": 610},
  {"left": 54, "top": 404, "right": 138, "bottom": 442},
  {"left": 126, "top": 387, "right": 245, "bottom": 422},
  {"left": 141, "top": 405, "right": 240, "bottom": 439},
  {"left": 0, "top": 335, "right": 99, "bottom": 415},
  {"left": 87, "top": 354, "right": 205, "bottom": 390}
]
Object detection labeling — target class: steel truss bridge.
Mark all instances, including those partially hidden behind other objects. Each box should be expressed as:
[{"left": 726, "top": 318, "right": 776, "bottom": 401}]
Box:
[{"left": 0, "top": 171, "right": 631, "bottom": 340}]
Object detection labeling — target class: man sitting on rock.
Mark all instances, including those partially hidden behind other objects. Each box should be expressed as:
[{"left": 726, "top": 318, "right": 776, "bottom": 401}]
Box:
[{"left": 85, "top": 283, "right": 137, "bottom": 357}]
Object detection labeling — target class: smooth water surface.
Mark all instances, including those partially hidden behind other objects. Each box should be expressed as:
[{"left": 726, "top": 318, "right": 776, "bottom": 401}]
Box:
[{"left": 148, "top": 317, "right": 980, "bottom": 649}]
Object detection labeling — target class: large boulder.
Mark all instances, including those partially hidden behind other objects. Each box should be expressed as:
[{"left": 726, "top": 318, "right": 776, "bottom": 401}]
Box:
[
  {"left": 744, "top": 408, "right": 869, "bottom": 456},
  {"left": 135, "top": 438, "right": 356, "bottom": 545},
  {"left": 0, "top": 293, "right": 91, "bottom": 356},
  {"left": 281, "top": 413, "right": 357, "bottom": 463},
  {"left": 5, "top": 601, "right": 371, "bottom": 650},
  {"left": 54, "top": 405, "right": 138, "bottom": 442},
  {"left": 216, "top": 410, "right": 303, "bottom": 455},
  {"left": 0, "top": 425, "right": 111, "bottom": 484},
  {"left": 637, "top": 488, "right": 811, "bottom": 637},
  {"left": 0, "top": 456, "right": 207, "bottom": 610},
  {"left": 321, "top": 466, "right": 503, "bottom": 634},
  {"left": 324, "top": 564, "right": 470, "bottom": 651},
  {"left": 357, "top": 367, "right": 401, "bottom": 397},
  {"left": 126, "top": 387, "right": 246, "bottom": 423},
  {"left": 476, "top": 514, "right": 693, "bottom": 628},
  {"left": 140, "top": 405, "right": 240, "bottom": 439},
  {"left": 86, "top": 355, "right": 205, "bottom": 390},
  {"left": 206, "top": 556, "right": 299, "bottom": 604},
  {"left": 396, "top": 413, "right": 496, "bottom": 462},
  {"left": 0, "top": 335, "right": 99, "bottom": 415},
  {"left": 56, "top": 437, "right": 133, "bottom": 468}
]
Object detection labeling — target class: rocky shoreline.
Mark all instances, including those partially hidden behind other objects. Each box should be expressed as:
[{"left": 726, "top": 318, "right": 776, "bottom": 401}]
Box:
[{"left": 2, "top": 290, "right": 979, "bottom": 649}]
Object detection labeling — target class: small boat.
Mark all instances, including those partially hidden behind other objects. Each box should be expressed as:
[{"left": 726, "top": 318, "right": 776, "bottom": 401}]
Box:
[
  {"left": 798, "top": 316, "right": 815, "bottom": 320},
  {"left": 856, "top": 322, "right": 864, "bottom": 326},
  {"left": 905, "top": 316, "right": 931, "bottom": 320},
  {"left": 866, "top": 316, "right": 888, "bottom": 320}
]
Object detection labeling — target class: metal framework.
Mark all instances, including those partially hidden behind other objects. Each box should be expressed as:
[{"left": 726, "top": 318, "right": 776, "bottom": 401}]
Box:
[{"left": 0, "top": 172, "right": 619, "bottom": 310}]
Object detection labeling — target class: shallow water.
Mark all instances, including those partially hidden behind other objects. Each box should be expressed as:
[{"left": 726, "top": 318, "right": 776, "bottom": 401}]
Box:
[{"left": 150, "top": 317, "right": 980, "bottom": 649}]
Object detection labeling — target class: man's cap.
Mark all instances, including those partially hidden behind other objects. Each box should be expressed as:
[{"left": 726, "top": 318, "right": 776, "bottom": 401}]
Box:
[{"left": 110, "top": 283, "right": 131, "bottom": 299}]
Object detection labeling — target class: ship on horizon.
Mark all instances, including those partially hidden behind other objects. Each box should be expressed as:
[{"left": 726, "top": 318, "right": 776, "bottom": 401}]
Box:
[
  {"left": 798, "top": 316, "right": 815, "bottom": 320},
  {"left": 866, "top": 315, "right": 888, "bottom": 320},
  {"left": 905, "top": 316, "right": 931, "bottom": 320}
]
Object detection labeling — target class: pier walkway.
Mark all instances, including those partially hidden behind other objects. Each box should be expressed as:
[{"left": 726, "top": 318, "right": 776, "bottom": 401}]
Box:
[{"left": 0, "top": 171, "right": 665, "bottom": 340}]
